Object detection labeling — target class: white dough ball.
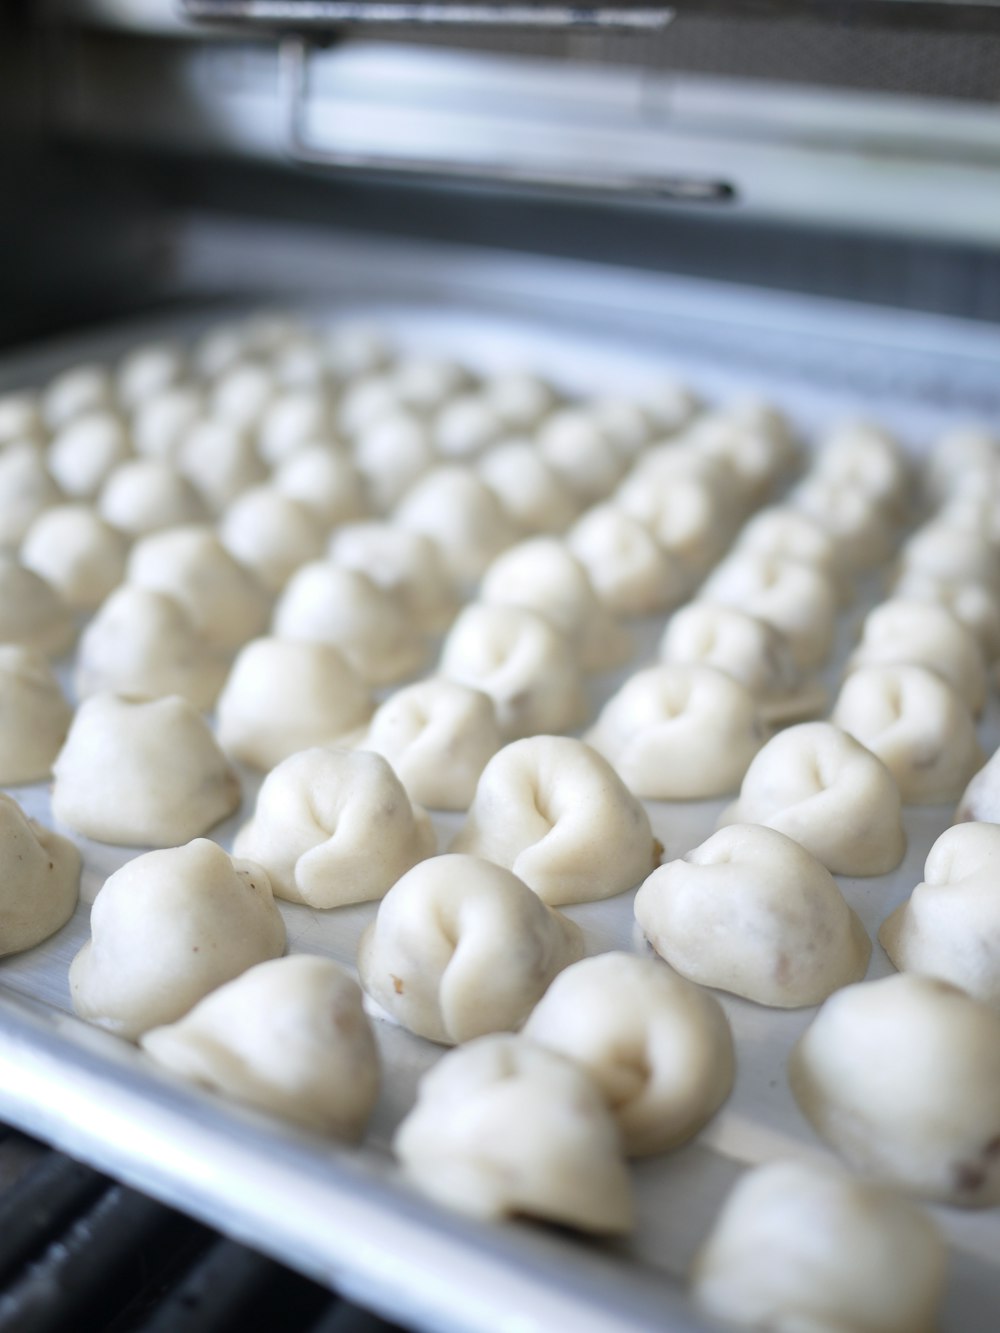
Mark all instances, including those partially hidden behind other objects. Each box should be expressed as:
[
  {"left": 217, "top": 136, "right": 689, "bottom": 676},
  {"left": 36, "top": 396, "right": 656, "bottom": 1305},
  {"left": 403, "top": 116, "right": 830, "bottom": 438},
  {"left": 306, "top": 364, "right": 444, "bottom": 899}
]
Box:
[
  {"left": 477, "top": 440, "right": 579, "bottom": 535},
  {"left": 641, "top": 378, "right": 700, "bottom": 434},
  {"left": 813, "top": 420, "right": 911, "bottom": 518},
  {"left": 328, "top": 522, "right": 458, "bottom": 634},
  {"left": 393, "top": 467, "right": 518, "bottom": 585},
  {"left": 439, "top": 603, "right": 588, "bottom": 740},
  {"left": 176, "top": 418, "right": 267, "bottom": 512},
  {"left": 451, "top": 735, "right": 657, "bottom": 906},
  {"left": 791, "top": 477, "right": 896, "bottom": 572},
  {"left": 336, "top": 372, "right": 401, "bottom": 438},
  {"left": 271, "top": 443, "right": 368, "bottom": 527},
  {"left": 393, "top": 1034, "right": 633, "bottom": 1233},
  {"left": 790, "top": 973, "right": 1000, "bottom": 1206},
  {"left": 481, "top": 371, "right": 556, "bottom": 432},
  {"left": 848, "top": 599, "right": 988, "bottom": 716},
  {"left": 699, "top": 552, "right": 837, "bottom": 671},
  {"left": 358, "top": 854, "right": 583, "bottom": 1044},
  {"left": 0, "top": 648, "right": 72, "bottom": 784},
  {"left": 218, "top": 486, "right": 326, "bottom": 593},
  {"left": 733, "top": 505, "right": 843, "bottom": 595},
  {"left": 233, "top": 747, "right": 435, "bottom": 909},
  {"left": 210, "top": 360, "right": 277, "bottom": 429},
  {"left": 523, "top": 952, "right": 733, "bottom": 1155},
  {"left": 356, "top": 678, "right": 501, "bottom": 811},
  {"left": 881, "top": 823, "right": 1000, "bottom": 1006},
  {"left": 615, "top": 471, "right": 731, "bottom": 576},
  {"left": 48, "top": 412, "right": 130, "bottom": 499},
  {"left": 587, "top": 399, "right": 653, "bottom": 462},
  {"left": 132, "top": 386, "right": 204, "bottom": 461},
  {"left": 142, "top": 956, "right": 378, "bottom": 1140},
  {"left": 892, "top": 570, "right": 1000, "bottom": 662},
  {"left": 116, "top": 340, "right": 185, "bottom": 410},
  {"left": 391, "top": 355, "right": 469, "bottom": 413},
  {"left": 479, "top": 537, "right": 632, "bottom": 673},
  {"left": 433, "top": 393, "right": 501, "bottom": 459},
  {"left": 832, "top": 664, "right": 984, "bottom": 805},
  {"left": 126, "top": 525, "right": 270, "bottom": 654},
  {"left": 899, "top": 522, "right": 1000, "bottom": 594},
  {"left": 691, "top": 1160, "right": 946, "bottom": 1333},
  {"left": 587, "top": 665, "right": 765, "bottom": 800},
  {"left": 256, "top": 388, "right": 333, "bottom": 467},
  {"left": 99, "top": 459, "right": 207, "bottom": 537},
  {"left": 352, "top": 410, "right": 435, "bottom": 513},
  {"left": 0, "top": 792, "right": 79, "bottom": 957},
  {"left": 52, "top": 694, "right": 240, "bottom": 846},
  {"left": 43, "top": 363, "right": 114, "bottom": 430},
  {"left": 537, "top": 408, "right": 623, "bottom": 502},
  {"left": 273, "top": 562, "right": 426, "bottom": 687},
  {"left": 566, "top": 504, "right": 687, "bottom": 616},
  {"left": 70, "top": 839, "right": 285, "bottom": 1040},
  {"left": 21, "top": 505, "right": 128, "bottom": 612},
  {"left": 685, "top": 413, "right": 791, "bottom": 502},
  {"left": 0, "top": 391, "right": 43, "bottom": 446},
  {"left": 75, "top": 586, "right": 227, "bottom": 710},
  {"left": 721, "top": 721, "right": 905, "bottom": 876},
  {"left": 637, "top": 824, "right": 870, "bottom": 1008},
  {"left": 0, "top": 441, "right": 62, "bottom": 547},
  {"left": 0, "top": 558, "right": 75, "bottom": 657},
  {"left": 216, "top": 637, "right": 372, "bottom": 770}
]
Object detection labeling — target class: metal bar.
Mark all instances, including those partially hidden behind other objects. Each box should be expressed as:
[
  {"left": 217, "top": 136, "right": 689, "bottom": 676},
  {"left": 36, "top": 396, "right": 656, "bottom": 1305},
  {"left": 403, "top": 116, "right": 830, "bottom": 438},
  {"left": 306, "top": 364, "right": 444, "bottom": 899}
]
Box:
[
  {"left": 279, "top": 37, "right": 735, "bottom": 202},
  {"left": 181, "top": 1, "right": 675, "bottom": 29}
]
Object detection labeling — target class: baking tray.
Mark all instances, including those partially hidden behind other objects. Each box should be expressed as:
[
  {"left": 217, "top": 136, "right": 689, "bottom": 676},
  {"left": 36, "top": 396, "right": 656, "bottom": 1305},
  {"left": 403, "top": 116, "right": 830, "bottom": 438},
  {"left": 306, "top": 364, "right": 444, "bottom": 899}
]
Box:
[{"left": 2, "top": 229, "right": 1000, "bottom": 1332}]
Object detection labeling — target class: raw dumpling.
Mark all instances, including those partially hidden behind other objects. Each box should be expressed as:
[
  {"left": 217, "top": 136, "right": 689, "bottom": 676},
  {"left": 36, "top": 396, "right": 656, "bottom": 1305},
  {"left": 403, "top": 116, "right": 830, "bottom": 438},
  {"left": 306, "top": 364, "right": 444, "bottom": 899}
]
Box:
[
  {"left": 732, "top": 505, "right": 844, "bottom": 598},
  {"left": 70, "top": 839, "right": 285, "bottom": 1040},
  {"left": 957, "top": 745, "right": 1000, "bottom": 822},
  {"left": 216, "top": 637, "right": 373, "bottom": 770},
  {"left": 116, "top": 339, "right": 185, "bottom": 410},
  {"left": 0, "top": 793, "right": 79, "bottom": 956},
  {"left": 393, "top": 467, "right": 517, "bottom": 585},
  {"left": 219, "top": 486, "right": 326, "bottom": 593},
  {"left": 142, "top": 956, "right": 378, "bottom": 1140},
  {"left": 720, "top": 722, "right": 905, "bottom": 876},
  {"left": 566, "top": 505, "right": 687, "bottom": 616},
  {"left": 393, "top": 1034, "right": 633, "bottom": 1233},
  {"left": 327, "top": 522, "right": 458, "bottom": 634},
  {"left": 880, "top": 823, "right": 1000, "bottom": 1006},
  {"left": 352, "top": 411, "right": 434, "bottom": 513},
  {"left": 848, "top": 599, "right": 988, "bottom": 715},
  {"left": 271, "top": 443, "right": 368, "bottom": 527},
  {"left": 586, "top": 665, "right": 765, "bottom": 800},
  {"left": 358, "top": 854, "right": 583, "bottom": 1044},
  {"left": 789, "top": 973, "right": 1000, "bottom": 1206},
  {"left": 75, "top": 586, "right": 227, "bottom": 710},
  {"left": 482, "top": 371, "right": 556, "bottom": 432},
  {"left": 698, "top": 553, "right": 837, "bottom": 670},
  {"left": 176, "top": 418, "right": 266, "bottom": 512},
  {"left": 892, "top": 570, "right": 1000, "bottom": 662},
  {"left": 48, "top": 412, "right": 130, "bottom": 499},
  {"left": 451, "top": 736, "right": 658, "bottom": 906},
  {"left": 641, "top": 378, "right": 700, "bottom": 434},
  {"left": 588, "top": 398, "right": 653, "bottom": 461},
  {"left": 0, "top": 647, "right": 72, "bottom": 784},
  {"left": 479, "top": 538, "right": 632, "bottom": 673},
  {"left": 635, "top": 824, "right": 870, "bottom": 1008},
  {"left": 43, "top": 363, "right": 114, "bottom": 430},
  {"left": 132, "top": 386, "right": 203, "bottom": 461},
  {"left": 832, "top": 664, "right": 984, "bottom": 804},
  {"left": 126, "top": 525, "right": 271, "bottom": 654},
  {"left": 439, "top": 603, "right": 588, "bottom": 740},
  {"left": 791, "top": 477, "right": 895, "bottom": 573},
  {"left": 691, "top": 1160, "right": 946, "bottom": 1333},
  {"left": 0, "top": 391, "right": 43, "bottom": 445},
  {"left": 233, "top": 748, "right": 435, "bottom": 908},
  {"left": 337, "top": 372, "right": 402, "bottom": 437},
  {"left": 615, "top": 471, "right": 730, "bottom": 576},
  {"left": 523, "top": 952, "right": 733, "bottom": 1155},
  {"left": 392, "top": 355, "right": 468, "bottom": 412},
  {"left": 21, "top": 505, "right": 128, "bottom": 612},
  {"left": 537, "top": 408, "right": 623, "bottom": 502},
  {"left": 433, "top": 393, "right": 501, "bottom": 459},
  {"left": 98, "top": 459, "right": 207, "bottom": 536},
  {"left": 0, "top": 442, "right": 62, "bottom": 548},
  {"left": 272, "top": 562, "right": 427, "bottom": 686},
  {"left": 899, "top": 522, "right": 1000, "bottom": 593},
  {"left": 52, "top": 694, "right": 240, "bottom": 846},
  {"left": 355, "top": 678, "right": 501, "bottom": 811},
  {"left": 210, "top": 361, "right": 277, "bottom": 429},
  {"left": 477, "top": 439, "right": 579, "bottom": 535},
  {"left": 0, "top": 558, "right": 76, "bottom": 657},
  {"left": 812, "top": 420, "right": 911, "bottom": 518},
  {"left": 256, "top": 388, "right": 333, "bottom": 467}
]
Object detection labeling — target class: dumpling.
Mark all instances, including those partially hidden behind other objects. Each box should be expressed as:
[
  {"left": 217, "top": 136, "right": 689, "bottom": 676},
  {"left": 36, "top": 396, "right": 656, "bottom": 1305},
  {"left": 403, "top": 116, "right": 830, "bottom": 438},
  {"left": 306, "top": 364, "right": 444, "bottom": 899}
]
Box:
[
  {"left": 812, "top": 420, "right": 912, "bottom": 518},
  {"left": 352, "top": 411, "right": 435, "bottom": 513},
  {"left": 0, "top": 391, "right": 43, "bottom": 446},
  {"left": 98, "top": 458, "right": 207, "bottom": 536},
  {"left": 175, "top": 418, "right": 266, "bottom": 512},
  {"left": 433, "top": 393, "right": 502, "bottom": 459},
  {"left": 358, "top": 855, "right": 583, "bottom": 1043},
  {"left": 337, "top": 372, "right": 402, "bottom": 437},
  {"left": 75, "top": 586, "right": 227, "bottom": 710},
  {"left": 43, "top": 363, "right": 114, "bottom": 430},
  {"left": 218, "top": 486, "right": 327, "bottom": 593},
  {"left": 587, "top": 398, "right": 653, "bottom": 462},
  {"left": 523, "top": 952, "right": 733, "bottom": 1155},
  {"left": 126, "top": 525, "right": 271, "bottom": 654},
  {"left": 210, "top": 361, "right": 277, "bottom": 429},
  {"left": 0, "top": 558, "right": 76, "bottom": 657},
  {"left": 392, "top": 355, "right": 468, "bottom": 412},
  {"left": 698, "top": 553, "right": 837, "bottom": 670},
  {"left": 393, "top": 1035, "right": 633, "bottom": 1233},
  {"left": 131, "top": 386, "right": 204, "bottom": 461},
  {"left": 537, "top": 408, "right": 623, "bottom": 502},
  {"left": 957, "top": 745, "right": 1000, "bottom": 822},
  {"left": 21, "top": 505, "right": 128, "bottom": 612},
  {"left": 326, "top": 323, "right": 391, "bottom": 380},
  {"left": 636, "top": 824, "right": 870, "bottom": 1008},
  {"left": 0, "top": 647, "right": 72, "bottom": 784},
  {"left": 141, "top": 956, "right": 378, "bottom": 1139},
  {"left": 0, "top": 792, "right": 79, "bottom": 956},
  {"left": 880, "top": 823, "right": 1000, "bottom": 1006},
  {"left": 848, "top": 599, "right": 988, "bottom": 716},
  {"left": 70, "top": 839, "right": 285, "bottom": 1040},
  {"left": 831, "top": 664, "right": 984, "bottom": 804},
  {"left": 116, "top": 339, "right": 185, "bottom": 410},
  {"left": 615, "top": 471, "right": 731, "bottom": 576},
  {"left": 479, "top": 538, "right": 632, "bottom": 673},
  {"left": 891, "top": 570, "right": 1000, "bottom": 662},
  {"left": 355, "top": 678, "right": 501, "bottom": 811},
  {"left": 586, "top": 664, "right": 765, "bottom": 800},
  {"left": 216, "top": 637, "right": 372, "bottom": 770},
  {"left": 566, "top": 504, "right": 687, "bottom": 616},
  {"left": 898, "top": 522, "right": 1000, "bottom": 593},
  {"left": 52, "top": 694, "right": 240, "bottom": 846},
  {"left": 327, "top": 522, "right": 458, "bottom": 634},
  {"left": 451, "top": 736, "right": 658, "bottom": 906},
  {"left": 640, "top": 377, "right": 700, "bottom": 434},
  {"left": 272, "top": 562, "right": 427, "bottom": 687},
  {"left": 732, "top": 505, "right": 845, "bottom": 599},
  {"left": 790, "top": 477, "right": 895, "bottom": 572},
  {"left": 691, "top": 1160, "right": 945, "bottom": 1333},
  {"left": 439, "top": 603, "right": 588, "bottom": 740},
  {"left": 481, "top": 371, "right": 556, "bottom": 433},
  {"left": 477, "top": 440, "right": 579, "bottom": 534},
  {"left": 720, "top": 722, "right": 905, "bottom": 876},
  {"left": 0, "top": 442, "right": 62, "bottom": 548},
  {"left": 688, "top": 403, "right": 798, "bottom": 499},
  {"left": 271, "top": 443, "right": 368, "bottom": 527},
  {"left": 233, "top": 748, "right": 435, "bottom": 908},
  {"left": 789, "top": 973, "right": 1000, "bottom": 1206},
  {"left": 256, "top": 388, "right": 333, "bottom": 466},
  {"left": 393, "top": 467, "right": 517, "bottom": 585},
  {"left": 48, "top": 412, "right": 130, "bottom": 499}
]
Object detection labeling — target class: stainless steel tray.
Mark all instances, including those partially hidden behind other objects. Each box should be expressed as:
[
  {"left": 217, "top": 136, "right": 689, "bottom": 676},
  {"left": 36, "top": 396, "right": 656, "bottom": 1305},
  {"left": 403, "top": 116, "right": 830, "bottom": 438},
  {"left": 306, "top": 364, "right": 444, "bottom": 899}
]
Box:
[{"left": 3, "top": 230, "right": 1000, "bottom": 1332}]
